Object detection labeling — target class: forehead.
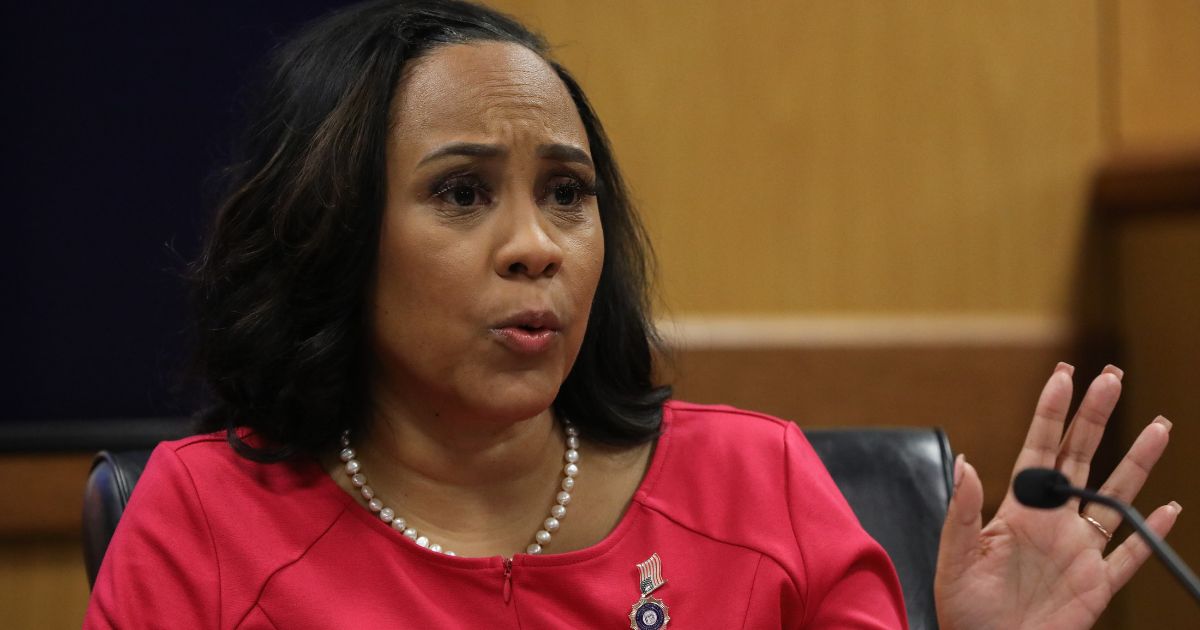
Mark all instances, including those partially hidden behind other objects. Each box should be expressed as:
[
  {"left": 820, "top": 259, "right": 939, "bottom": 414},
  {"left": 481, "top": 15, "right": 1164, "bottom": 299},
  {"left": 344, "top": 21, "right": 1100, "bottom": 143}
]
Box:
[{"left": 391, "top": 41, "right": 587, "bottom": 152}]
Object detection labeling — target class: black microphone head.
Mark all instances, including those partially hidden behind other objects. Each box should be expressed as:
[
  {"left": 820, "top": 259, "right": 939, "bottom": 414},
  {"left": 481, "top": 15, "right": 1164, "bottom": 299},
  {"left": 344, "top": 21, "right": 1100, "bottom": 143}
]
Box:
[{"left": 1013, "top": 468, "right": 1071, "bottom": 509}]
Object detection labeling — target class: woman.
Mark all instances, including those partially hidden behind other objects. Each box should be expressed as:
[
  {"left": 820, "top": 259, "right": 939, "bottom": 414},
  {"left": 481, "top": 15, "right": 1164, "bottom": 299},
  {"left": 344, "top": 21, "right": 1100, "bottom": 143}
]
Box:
[{"left": 85, "top": 1, "right": 1179, "bottom": 628}]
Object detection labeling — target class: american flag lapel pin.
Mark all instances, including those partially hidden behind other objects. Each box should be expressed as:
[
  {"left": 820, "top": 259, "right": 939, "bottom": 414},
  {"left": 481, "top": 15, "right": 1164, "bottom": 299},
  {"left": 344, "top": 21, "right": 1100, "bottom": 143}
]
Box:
[{"left": 629, "top": 553, "right": 670, "bottom": 629}]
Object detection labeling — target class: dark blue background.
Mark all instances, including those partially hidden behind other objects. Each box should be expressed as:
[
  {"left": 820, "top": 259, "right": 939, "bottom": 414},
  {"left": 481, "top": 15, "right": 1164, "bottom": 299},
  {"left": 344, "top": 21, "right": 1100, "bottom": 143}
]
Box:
[{"left": 2, "top": 2, "right": 348, "bottom": 421}]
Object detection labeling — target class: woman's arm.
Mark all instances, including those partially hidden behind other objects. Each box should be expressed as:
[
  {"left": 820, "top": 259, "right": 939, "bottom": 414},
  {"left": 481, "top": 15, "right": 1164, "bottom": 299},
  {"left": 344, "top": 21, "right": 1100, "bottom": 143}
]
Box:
[
  {"left": 784, "top": 423, "right": 909, "bottom": 628},
  {"left": 84, "top": 445, "right": 222, "bottom": 629}
]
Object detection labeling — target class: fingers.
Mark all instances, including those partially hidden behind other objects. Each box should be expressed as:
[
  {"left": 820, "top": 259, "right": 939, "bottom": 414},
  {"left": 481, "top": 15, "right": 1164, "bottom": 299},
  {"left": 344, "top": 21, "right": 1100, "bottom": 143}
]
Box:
[
  {"left": 1105, "top": 502, "right": 1182, "bottom": 591},
  {"left": 1011, "top": 363, "right": 1075, "bottom": 480},
  {"left": 938, "top": 455, "right": 984, "bottom": 582},
  {"left": 1056, "top": 365, "right": 1124, "bottom": 488},
  {"left": 1084, "top": 417, "right": 1172, "bottom": 533}
]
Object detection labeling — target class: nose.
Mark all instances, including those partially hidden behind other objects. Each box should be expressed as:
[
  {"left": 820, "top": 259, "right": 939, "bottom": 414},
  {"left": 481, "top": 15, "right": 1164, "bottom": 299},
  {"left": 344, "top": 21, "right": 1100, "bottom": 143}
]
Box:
[{"left": 494, "top": 199, "right": 564, "bottom": 279}]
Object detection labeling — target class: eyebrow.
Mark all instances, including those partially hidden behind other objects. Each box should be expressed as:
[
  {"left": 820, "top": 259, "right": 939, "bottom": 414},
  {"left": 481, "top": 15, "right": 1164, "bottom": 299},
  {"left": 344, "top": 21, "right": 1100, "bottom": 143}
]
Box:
[
  {"left": 536, "top": 144, "right": 594, "bottom": 169},
  {"left": 416, "top": 142, "right": 503, "bottom": 167},
  {"left": 416, "top": 142, "right": 594, "bottom": 169}
]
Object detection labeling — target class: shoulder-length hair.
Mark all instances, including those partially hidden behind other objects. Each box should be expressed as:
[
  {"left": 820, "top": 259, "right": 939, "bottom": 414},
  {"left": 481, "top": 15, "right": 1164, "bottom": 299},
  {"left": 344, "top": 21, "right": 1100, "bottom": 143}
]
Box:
[{"left": 191, "top": 0, "right": 670, "bottom": 460}]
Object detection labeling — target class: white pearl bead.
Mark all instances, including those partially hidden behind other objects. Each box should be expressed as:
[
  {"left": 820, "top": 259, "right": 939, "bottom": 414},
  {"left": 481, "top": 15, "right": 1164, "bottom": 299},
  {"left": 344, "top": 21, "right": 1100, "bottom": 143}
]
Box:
[
  {"left": 352, "top": 474, "right": 367, "bottom": 488},
  {"left": 339, "top": 448, "right": 355, "bottom": 462},
  {"left": 566, "top": 436, "right": 579, "bottom": 449},
  {"left": 368, "top": 498, "right": 382, "bottom": 512},
  {"left": 391, "top": 518, "right": 406, "bottom": 531},
  {"left": 344, "top": 460, "right": 360, "bottom": 474},
  {"left": 403, "top": 528, "right": 418, "bottom": 539},
  {"left": 550, "top": 504, "right": 566, "bottom": 519},
  {"left": 359, "top": 485, "right": 373, "bottom": 499},
  {"left": 415, "top": 536, "right": 430, "bottom": 548},
  {"left": 445, "top": 551, "right": 456, "bottom": 556},
  {"left": 556, "top": 491, "right": 571, "bottom": 506},
  {"left": 544, "top": 517, "right": 560, "bottom": 532},
  {"left": 429, "top": 543, "right": 442, "bottom": 553},
  {"left": 564, "top": 449, "right": 579, "bottom": 463},
  {"left": 340, "top": 435, "right": 350, "bottom": 447},
  {"left": 535, "top": 530, "right": 551, "bottom": 545},
  {"left": 561, "top": 477, "right": 575, "bottom": 491},
  {"left": 527, "top": 543, "right": 542, "bottom": 554},
  {"left": 379, "top": 508, "right": 394, "bottom": 523},
  {"left": 564, "top": 463, "right": 578, "bottom": 477},
  {"left": 565, "top": 425, "right": 578, "bottom": 437}
]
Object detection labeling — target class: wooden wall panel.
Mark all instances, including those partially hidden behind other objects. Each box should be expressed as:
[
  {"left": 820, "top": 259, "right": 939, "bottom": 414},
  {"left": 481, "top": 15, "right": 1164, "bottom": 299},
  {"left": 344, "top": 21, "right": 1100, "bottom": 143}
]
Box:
[
  {"left": 0, "top": 454, "right": 94, "bottom": 627},
  {"left": 491, "top": 0, "right": 1105, "bottom": 317},
  {"left": 1114, "top": 0, "right": 1200, "bottom": 147},
  {"left": 1101, "top": 3, "right": 1200, "bottom": 621},
  {"left": 0, "top": 454, "right": 93, "bottom": 536},
  {"left": 0, "top": 538, "right": 90, "bottom": 629},
  {"left": 665, "top": 337, "right": 1072, "bottom": 516},
  {"left": 1111, "top": 214, "right": 1200, "bottom": 629}
]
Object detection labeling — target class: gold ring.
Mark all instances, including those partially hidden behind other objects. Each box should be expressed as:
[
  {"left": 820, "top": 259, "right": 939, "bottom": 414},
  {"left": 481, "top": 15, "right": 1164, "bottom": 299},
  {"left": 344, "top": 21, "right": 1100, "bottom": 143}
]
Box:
[{"left": 1081, "top": 514, "right": 1113, "bottom": 543}]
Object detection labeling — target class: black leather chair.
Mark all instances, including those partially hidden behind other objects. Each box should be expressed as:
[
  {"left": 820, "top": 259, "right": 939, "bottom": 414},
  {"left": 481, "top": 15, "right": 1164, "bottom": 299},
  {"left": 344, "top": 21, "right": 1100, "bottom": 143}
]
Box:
[
  {"left": 83, "top": 427, "right": 952, "bottom": 629},
  {"left": 82, "top": 450, "right": 154, "bottom": 590}
]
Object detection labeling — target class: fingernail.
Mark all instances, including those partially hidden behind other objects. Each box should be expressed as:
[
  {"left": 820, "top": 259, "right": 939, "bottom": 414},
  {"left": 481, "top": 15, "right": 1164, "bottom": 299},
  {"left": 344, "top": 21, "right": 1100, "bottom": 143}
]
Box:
[
  {"left": 1055, "top": 362, "right": 1075, "bottom": 376},
  {"left": 1154, "top": 415, "right": 1173, "bottom": 432},
  {"left": 954, "top": 453, "right": 965, "bottom": 490},
  {"left": 1102, "top": 364, "right": 1124, "bottom": 380},
  {"left": 1170, "top": 501, "right": 1182, "bottom": 514}
]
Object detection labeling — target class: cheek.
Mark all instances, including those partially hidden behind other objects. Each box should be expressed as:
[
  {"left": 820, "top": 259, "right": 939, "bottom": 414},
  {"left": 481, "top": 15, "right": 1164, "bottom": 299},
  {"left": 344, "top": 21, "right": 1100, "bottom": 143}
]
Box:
[
  {"left": 571, "top": 220, "right": 605, "bottom": 296},
  {"left": 369, "top": 221, "right": 483, "bottom": 363},
  {"left": 563, "top": 223, "right": 605, "bottom": 344},
  {"left": 376, "top": 204, "right": 488, "bottom": 302},
  {"left": 561, "top": 231, "right": 600, "bottom": 319}
]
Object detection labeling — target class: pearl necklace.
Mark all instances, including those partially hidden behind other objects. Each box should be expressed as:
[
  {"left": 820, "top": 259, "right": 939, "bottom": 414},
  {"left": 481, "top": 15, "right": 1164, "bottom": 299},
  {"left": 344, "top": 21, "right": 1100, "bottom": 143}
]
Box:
[{"left": 338, "top": 422, "right": 580, "bottom": 557}]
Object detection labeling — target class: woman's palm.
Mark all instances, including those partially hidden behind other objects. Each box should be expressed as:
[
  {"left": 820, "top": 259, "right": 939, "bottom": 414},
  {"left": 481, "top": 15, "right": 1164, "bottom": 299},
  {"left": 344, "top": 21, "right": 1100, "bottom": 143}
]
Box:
[{"left": 935, "top": 364, "right": 1179, "bottom": 630}]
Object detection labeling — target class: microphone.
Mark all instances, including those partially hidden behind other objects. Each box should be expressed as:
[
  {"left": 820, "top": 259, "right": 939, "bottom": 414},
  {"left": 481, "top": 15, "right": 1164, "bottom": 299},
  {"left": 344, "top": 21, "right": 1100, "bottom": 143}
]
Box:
[{"left": 1013, "top": 468, "right": 1200, "bottom": 605}]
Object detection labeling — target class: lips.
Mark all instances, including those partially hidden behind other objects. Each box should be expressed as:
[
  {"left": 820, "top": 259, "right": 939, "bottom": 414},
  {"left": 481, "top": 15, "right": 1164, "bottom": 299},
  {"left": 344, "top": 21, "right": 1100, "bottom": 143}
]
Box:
[
  {"left": 491, "top": 310, "right": 562, "bottom": 355},
  {"left": 494, "top": 310, "right": 562, "bottom": 332}
]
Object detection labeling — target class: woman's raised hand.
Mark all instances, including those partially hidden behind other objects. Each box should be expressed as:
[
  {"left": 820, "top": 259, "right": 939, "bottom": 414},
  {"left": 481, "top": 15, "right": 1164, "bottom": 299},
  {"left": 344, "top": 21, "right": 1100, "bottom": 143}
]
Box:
[{"left": 934, "top": 363, "right": 1180, "bottom": 630}]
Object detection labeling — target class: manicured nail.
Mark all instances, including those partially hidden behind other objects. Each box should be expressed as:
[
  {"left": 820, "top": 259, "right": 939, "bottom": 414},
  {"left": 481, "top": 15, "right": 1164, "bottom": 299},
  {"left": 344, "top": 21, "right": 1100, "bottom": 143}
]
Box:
[
  {"left": 1055, "top": 362, "right": 1075, "bottom": 376},
  {"left": 1102, "top": 364, "right": 1124, "bottom": 380},
  {"left": 954, "top": 453, "right": 965, "bottom": 489},
  {"left": 1154, "top": 415, "right": 1173, "bottom": 432},
  {"left": 1170, "top": 501, "right": 1182, "bottom": 514}
]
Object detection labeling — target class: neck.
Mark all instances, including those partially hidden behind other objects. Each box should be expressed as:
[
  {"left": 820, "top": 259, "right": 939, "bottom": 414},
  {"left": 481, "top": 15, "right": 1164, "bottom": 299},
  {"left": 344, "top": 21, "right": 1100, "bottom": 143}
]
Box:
[{"left": 339, "top": 386, "right": 568, "bottom": 556}]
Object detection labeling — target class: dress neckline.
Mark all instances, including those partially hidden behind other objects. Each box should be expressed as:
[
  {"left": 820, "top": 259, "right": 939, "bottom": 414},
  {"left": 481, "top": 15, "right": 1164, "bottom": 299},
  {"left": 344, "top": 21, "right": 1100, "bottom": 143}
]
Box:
[{"left": 305, "top": 404, "right": 675, "bottom": 570}]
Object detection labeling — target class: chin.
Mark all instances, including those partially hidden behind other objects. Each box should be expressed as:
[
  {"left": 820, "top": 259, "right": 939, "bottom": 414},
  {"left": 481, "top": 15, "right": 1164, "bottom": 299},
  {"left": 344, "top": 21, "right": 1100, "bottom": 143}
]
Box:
[{"left": 469, "top": 377, "right": 562, "bottom": 423}]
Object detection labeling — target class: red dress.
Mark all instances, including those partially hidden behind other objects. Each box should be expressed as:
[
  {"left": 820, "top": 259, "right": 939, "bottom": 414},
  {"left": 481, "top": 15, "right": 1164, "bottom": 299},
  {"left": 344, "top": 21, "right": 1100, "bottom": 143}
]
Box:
[{"left": 85, "top": 401, "right": 907, "bottom": 628}]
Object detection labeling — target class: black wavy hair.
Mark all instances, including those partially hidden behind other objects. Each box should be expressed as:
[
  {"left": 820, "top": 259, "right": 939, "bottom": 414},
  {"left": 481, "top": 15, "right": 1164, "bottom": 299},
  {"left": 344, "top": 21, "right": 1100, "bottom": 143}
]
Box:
[{"left": 190, "top": 0, "right": 670, "bottom": 461}]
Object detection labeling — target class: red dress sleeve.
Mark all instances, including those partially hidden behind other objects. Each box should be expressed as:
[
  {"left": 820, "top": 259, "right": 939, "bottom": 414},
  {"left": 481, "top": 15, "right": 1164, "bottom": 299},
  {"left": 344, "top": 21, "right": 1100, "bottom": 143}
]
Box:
[
  {"left": 84, "top": 444, "right": 222, "bottom": 629},
  {"left": 785, "top": 422, "right": 909, "bottom": 629}
]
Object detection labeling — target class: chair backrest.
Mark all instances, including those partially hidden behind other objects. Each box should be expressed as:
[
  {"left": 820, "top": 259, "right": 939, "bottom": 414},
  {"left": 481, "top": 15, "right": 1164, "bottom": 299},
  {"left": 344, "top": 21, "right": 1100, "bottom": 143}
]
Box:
[
  {"left": 82, "top": 427, "right": 952, "bottom": 629},
  {"left": 82, "top": 450, "right": 153, "bottom": 589}
]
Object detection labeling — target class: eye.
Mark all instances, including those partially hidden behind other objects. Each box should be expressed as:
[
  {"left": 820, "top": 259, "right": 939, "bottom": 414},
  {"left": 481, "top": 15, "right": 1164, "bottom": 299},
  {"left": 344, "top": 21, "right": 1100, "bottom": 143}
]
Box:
[
  {"left": 432, "top": 175, "right": 491, "bottom": 209},
  {"left": 553, "top": 181, "right": 580, "bottom": 206},
  {"left": 544, "top": 176, "right": 596, "bottom": 210}
]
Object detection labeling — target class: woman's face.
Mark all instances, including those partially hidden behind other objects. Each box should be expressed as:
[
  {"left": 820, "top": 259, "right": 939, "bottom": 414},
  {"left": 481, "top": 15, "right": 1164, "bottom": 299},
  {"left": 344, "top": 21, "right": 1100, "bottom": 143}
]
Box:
[{"left": 370, "top": 41, "right": 603, "bottom": 423}]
